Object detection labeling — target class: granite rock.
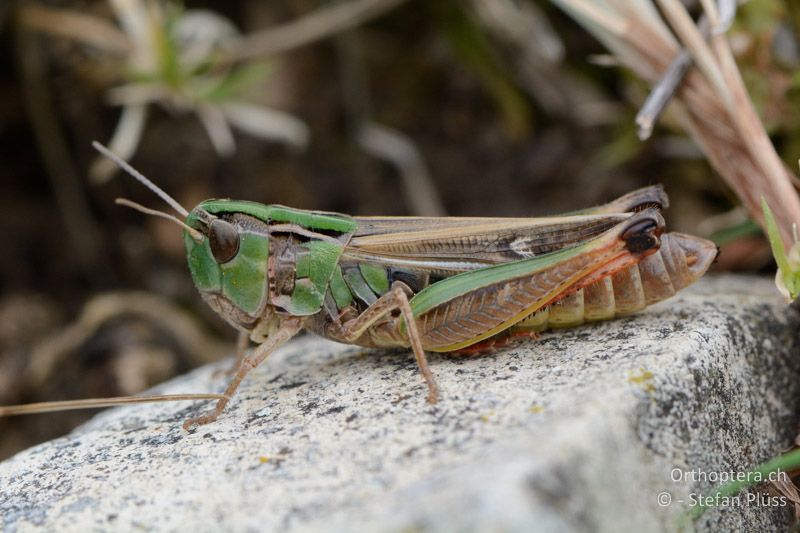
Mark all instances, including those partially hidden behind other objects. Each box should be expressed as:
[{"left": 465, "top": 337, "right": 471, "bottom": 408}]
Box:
[{"left": 1, "top": 275, "right": 799, "bottom": 532}]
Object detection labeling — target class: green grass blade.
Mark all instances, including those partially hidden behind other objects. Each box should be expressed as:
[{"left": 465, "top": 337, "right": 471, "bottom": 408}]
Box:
[
  {"left": 761, "top": 197, "right": 799, "bottom": 299},
  {"left": 691, "top": 448, "right": 800, "bottom": 518}
]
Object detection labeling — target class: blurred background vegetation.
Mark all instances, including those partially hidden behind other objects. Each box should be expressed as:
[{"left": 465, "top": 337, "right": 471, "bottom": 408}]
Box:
[{"left": 1, "top": 0, "right": 799, "bottom": 459}]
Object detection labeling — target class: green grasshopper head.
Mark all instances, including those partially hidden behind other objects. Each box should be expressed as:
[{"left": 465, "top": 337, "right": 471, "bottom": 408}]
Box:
[
  {"left": 183, "top": 202, "right": 270, "bottom": 325},
  {"left": 92, "top": 142, "right": 270, "bottom": 331}
]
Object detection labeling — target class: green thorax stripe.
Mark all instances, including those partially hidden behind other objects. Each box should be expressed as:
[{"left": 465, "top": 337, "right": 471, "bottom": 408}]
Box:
[
  {"left": 332, "top": 263, "right": 391, "bottom": 311},
  {"left": 358, "top": 263, "right": 390, "bottom": 295},
  {"left": 198, "top": 200, "right": 357, "bottom": 234},
  {"left": 329, "top": 266, "right": 354, "bottom": 309},
  {"left": 288, "top": 240, "right": 346, "bottom": 315}
]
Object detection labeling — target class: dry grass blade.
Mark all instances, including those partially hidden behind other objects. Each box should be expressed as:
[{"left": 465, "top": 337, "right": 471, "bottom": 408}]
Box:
[{"left": 552, "top": 0, "right": 800, "bottom": 248}]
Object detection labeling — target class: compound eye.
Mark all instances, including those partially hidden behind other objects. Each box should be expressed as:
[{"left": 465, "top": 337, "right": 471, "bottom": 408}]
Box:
[{"left": 208, "top": 219, "right": 240, "bottom": 263}]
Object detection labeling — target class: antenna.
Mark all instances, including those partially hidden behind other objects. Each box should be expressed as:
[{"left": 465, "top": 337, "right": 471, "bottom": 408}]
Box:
[
  {"left": 92, "top": 141, "right": 190, "bottom": 218},
  {"left": 0, "top": 393, "right": 227, "bottom": 416},
  {"left": 115, "top": 198, "right": 203, "bottom": 242}
]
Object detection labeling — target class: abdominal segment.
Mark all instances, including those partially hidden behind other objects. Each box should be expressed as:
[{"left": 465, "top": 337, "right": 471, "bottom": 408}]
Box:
[{"left": 510, "top": 239, "right": 683, "bottom": 332}]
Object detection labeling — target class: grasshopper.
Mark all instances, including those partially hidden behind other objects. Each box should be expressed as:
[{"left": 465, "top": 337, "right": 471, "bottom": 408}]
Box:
[{"left": 0, "top": 143, "right": 717, "bottom": 429}]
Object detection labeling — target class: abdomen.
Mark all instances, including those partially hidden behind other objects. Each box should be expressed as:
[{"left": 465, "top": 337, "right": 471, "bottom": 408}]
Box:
[{"left": 510, "top": 232, "right": 716, "bottom": 332}]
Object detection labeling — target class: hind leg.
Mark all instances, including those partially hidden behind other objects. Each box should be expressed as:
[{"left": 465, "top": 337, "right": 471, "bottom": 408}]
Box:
[{"left": 330, "top": 282, "right": 439, "bottom": 403}]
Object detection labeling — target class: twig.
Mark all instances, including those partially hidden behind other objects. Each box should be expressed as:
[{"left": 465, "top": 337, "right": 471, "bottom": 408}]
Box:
[
  {"left": 637, "top": 17, "right": 709, "bottom": 140},
  {"left": 222, "top": 0, "right": 408, "bottom": 63}
]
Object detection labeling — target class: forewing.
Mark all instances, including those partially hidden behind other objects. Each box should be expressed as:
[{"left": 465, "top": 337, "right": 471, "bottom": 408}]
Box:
[
  {"left": 346, "top": 213, "right": 632, "bottom": 275},
  {"left": 407, "top": 209, "right": 665, "bottom": 351}
]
